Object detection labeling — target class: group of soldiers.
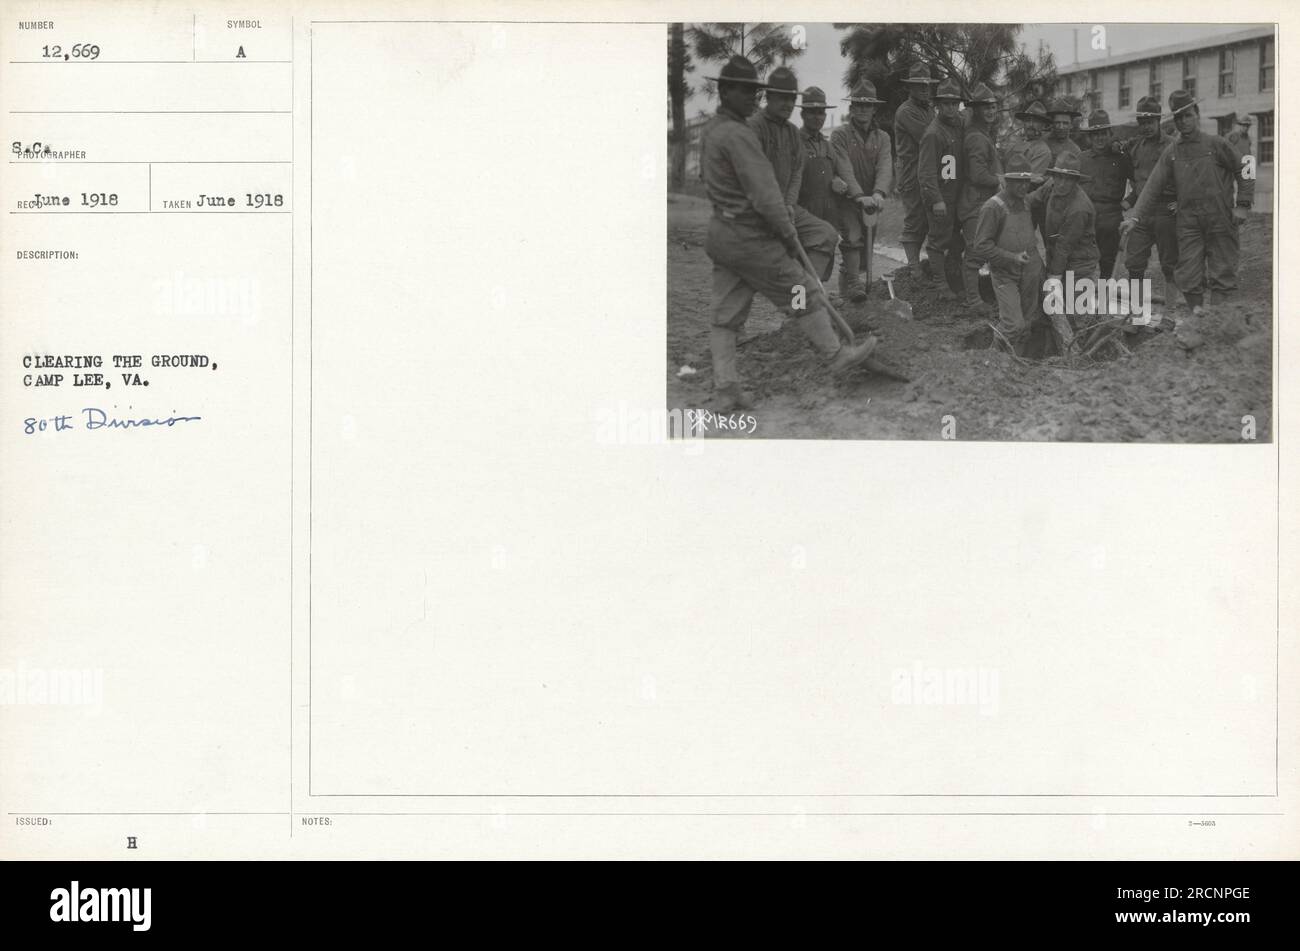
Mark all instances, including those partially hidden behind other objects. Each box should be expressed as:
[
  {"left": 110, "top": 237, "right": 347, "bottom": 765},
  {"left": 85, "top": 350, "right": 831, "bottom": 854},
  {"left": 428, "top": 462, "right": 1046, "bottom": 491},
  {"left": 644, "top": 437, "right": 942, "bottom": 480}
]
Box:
[{"left": 698, "top": 55, "right": 1257, "bottom": 411}]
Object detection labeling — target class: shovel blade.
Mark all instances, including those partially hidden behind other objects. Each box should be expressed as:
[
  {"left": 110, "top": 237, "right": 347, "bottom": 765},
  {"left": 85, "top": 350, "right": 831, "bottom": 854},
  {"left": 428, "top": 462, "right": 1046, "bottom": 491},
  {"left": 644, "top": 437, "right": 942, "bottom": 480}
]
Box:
[
  {"left": 862, "top": 356, "right": 911, "bottom": 383},
  {"left": 882, "top": 300, "right": 913, "bottom": 321}
]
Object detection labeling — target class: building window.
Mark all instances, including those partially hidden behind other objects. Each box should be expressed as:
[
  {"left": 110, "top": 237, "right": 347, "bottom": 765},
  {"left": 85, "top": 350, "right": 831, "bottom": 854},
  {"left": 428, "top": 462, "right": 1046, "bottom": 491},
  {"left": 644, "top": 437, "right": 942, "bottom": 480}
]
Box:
[
  {"left": 1219, "top": 47, "right": 1235, "bottom": 97},
  {"left": 1118, "top": 66, "right": 1131, "bottom": 109},
  {"left": 1260, "top": 38, "right": 1274, "bottom": 91},
  {"left": 1182, "top": 54, "right": 1197, "bottom": 98},
  {"left": 1064, "top": 75, "right": 1073, "bottom": 96},
  {"left": 1149, "top": 60, "right": 1162, "bottom": 104},
  {"left": 1258, "top": 111, "right": 1273, "bottom": 163},
  {"left": 1088, "top": 70, "right": 1101, "bottom": 110}
]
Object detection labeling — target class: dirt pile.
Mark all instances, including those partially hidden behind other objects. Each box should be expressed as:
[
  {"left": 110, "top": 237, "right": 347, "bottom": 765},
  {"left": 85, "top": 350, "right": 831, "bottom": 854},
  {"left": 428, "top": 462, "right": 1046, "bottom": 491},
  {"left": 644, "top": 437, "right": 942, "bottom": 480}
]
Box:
[{"left": 668, "top": 195, "right": 1272, "bottom": 443}]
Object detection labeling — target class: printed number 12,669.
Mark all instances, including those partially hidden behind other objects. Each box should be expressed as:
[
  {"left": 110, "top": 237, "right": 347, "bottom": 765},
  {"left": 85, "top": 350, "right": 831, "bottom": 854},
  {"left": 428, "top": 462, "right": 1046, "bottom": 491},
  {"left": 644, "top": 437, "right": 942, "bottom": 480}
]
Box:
[{"left": 42, "top": 44, "right": 100, "bottom": 59}]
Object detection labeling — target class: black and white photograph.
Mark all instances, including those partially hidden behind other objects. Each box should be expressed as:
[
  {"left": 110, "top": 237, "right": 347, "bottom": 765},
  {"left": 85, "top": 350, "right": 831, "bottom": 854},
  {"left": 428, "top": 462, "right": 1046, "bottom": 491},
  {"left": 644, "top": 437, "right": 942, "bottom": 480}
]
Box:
[
  {"left": 2, "top": 0, "right": 1295, "bottom": 885},
  {"left": 667, "top": 22, "right": 1275, "bottom": 440}
]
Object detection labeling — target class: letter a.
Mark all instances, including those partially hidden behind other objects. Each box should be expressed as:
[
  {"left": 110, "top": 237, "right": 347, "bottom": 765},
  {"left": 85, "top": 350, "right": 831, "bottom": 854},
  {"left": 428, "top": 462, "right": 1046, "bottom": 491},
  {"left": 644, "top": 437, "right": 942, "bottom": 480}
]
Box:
[
  {"left": 1042, "top": 277, "right": 1064, "bottom": 315},
  {"left": 236, "top": 46, "right": 246, "bottom": 58},
  {"left": 50, "top": 888, "right": 70, "bottom": 922}
]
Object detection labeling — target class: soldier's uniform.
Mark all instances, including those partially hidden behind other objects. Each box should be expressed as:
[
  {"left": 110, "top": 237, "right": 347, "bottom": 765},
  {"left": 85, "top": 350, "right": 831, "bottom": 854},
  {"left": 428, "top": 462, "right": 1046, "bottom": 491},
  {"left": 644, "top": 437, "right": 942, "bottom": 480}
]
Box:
[
  {"left": 830, "top": 79, "right": 893, "bottom": 298},
  {"left": 1129, "top": 90, "right": 1255, "bottom": 308},
  {"left": 794, "top": 87, "right": 845, "bottom": 231},
  {"left": 1028, "top": 153, "right": 1099, "bottom": 350},
  {"left": 894, "top": 63, "right": 938, "bottom": 268},
  {"left": 972, "top": 156, "right": 1045, "bottom": 348},
  {"left": 747, "top": 76, "right": 839, "bottom": 282},
  {"left": 700, "top": 57, "right": 877, "bottom": 408},
  {"left": 957, "top": 83, "right": 1003, "bottom": 311},
  {"left": 1078, "top": 110, "right": 1134, "bottom": 278},
  {"left": 702, "top": 106, "right": 810, "bottom": 334},
  {"left": 1029, "top": 159, "right": 1100, "bottom": 280},
  {"left": 917, "top": 78, "right": 967, "bottom": 297},
  {"left": 1046, "top": 134, "right": 1082, "bottom": 165},
  {"left": 1120, "top": 96, "right": 1179, "bottom": 294},
  {"left": 1045, "top": 98, "right": 1083, "bottom": 165},
  {"left": 1003, "top": 100, "right": 1053, "bottom": 185},
  {"left": 1003, "top": 136, "right": 1052, "bottom": 181},
  {"left": 1226, "top": 114, "right": 1253, "bottom": 159}
]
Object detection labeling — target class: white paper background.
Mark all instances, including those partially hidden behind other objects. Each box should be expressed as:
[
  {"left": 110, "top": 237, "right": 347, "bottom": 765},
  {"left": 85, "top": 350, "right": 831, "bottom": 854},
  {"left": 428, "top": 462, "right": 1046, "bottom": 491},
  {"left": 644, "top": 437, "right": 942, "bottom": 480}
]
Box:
[{"left": 0, "top": 0, "right": 1294, "bottom": 858}]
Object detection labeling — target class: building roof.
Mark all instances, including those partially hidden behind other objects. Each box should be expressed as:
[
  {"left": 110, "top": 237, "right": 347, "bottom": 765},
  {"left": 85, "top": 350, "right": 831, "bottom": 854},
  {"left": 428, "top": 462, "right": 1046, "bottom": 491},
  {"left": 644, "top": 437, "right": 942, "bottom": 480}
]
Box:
[{"left": 1055, "top": 25, "right": 1274, "bottom": 76}]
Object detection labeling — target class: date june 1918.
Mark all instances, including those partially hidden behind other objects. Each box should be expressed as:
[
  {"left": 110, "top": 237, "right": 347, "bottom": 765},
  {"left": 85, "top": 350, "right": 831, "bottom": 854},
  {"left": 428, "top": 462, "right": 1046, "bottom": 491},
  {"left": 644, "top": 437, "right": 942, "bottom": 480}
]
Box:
[{"left": 24, "top": 408, "right": 202, "bottom": 434}]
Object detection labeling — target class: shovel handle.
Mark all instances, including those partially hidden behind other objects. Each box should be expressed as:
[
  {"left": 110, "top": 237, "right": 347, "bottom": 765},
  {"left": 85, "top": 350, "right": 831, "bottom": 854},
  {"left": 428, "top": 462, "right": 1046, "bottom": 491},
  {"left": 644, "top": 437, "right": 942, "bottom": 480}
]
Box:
[{"left": 791, "top": 241, "right": 855, "bottom": 345}]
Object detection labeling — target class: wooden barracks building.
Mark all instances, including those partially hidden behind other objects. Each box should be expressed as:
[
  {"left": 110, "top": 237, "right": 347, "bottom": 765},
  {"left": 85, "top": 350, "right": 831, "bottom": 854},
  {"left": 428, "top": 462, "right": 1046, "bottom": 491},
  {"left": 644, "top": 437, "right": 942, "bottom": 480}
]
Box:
[{"left": 1052, "top": 26, "right": 1275, "bottom": 204}]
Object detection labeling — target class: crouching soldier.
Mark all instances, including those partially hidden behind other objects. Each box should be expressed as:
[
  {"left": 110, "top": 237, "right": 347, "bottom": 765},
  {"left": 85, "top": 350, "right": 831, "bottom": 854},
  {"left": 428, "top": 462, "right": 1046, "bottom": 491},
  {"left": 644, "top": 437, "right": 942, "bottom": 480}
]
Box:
[
  {"left": 830, "top": 79, "right": 894, "bottom": 301},
  {"left": 918, "top": 78, "right": 966, "bottom": 300},
  {"left": 1121, "top": 96, "right": 1179, "bottom": 305},
  {"left": 1028, "top": 152, "right": 1099, "bottom": 352},
  {"left": 1119, "top": 90, "right": 1255, "bottom": 349},
  {"left": 972, "top": 155, "right": 1044, "bottom": 352},
  {"left": 702, "top": 56, "right": 879, "bottom": 411}
]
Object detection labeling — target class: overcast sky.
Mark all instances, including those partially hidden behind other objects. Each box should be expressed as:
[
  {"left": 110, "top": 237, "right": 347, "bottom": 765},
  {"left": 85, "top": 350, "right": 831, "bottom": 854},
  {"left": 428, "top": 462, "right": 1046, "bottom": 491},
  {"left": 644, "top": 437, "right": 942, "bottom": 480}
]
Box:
[{"left": 683, "top": 23, "right": 1252, "bottom": 123}]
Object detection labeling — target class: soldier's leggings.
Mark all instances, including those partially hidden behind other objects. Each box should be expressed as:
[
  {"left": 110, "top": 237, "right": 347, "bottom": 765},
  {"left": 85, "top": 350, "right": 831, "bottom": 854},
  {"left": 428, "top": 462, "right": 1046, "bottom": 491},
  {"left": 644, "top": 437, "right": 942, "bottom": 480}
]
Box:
[
  {"left": 1094, "top": 200, "right": 1123, "bottom": 278},
  {"left": 899, "top": 185, "right": 928, "bottom": 246},
  {"left": 960, "top": 215, "right": 983, "bottom": 268}
]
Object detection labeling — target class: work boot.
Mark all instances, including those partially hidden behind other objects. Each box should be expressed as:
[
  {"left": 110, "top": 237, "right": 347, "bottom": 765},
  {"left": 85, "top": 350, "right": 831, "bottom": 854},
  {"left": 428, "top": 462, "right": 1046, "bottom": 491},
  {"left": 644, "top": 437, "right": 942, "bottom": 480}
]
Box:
[
  {"left": 1176, "top": 294, "right": 1203, "bottom": 329},
  {"left": 710, "top": 325, "right": 743, "bottom": 390},
  {"left": 1175, "top": 299, "right": 1205, "bottom": 350},
  {"left": 927, "top": 249, "right": 958, "bottom": 299},
  {"left": 838, "top": 250, "right": 867, "bottom": 302},
  {"left": 903, "top": 241, "right": 923, "bottom": 268},
  {"left": 828, "top": 334, "right": 881, "bottom": 374},
  {"left": 944, "top": 252, "right": 966, "bottom": 300},
  {"left": 1161, "top": 268, "right": 1180, "bottom": 307},
  {"left": 920, "top": 255, "right": 937, "bottom": 281},
  {"left": 714, "top": 382, "right": 754, "bottom": 412},
  {"left": 797, "top": 308, "right": 843, "bottom": 359}
]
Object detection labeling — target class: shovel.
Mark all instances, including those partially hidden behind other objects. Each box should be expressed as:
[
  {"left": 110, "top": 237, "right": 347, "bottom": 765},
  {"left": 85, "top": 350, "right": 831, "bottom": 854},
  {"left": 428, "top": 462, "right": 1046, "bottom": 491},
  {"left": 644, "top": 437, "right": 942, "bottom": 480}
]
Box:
[
  {"left": 791, "top": 241, "right": 912, "bottom": 383},
  {"left": 861, "top": 207, "right": 876, "bottom": 293},
  {"left": 880, "top": 275, "right": 913, "bottom": 321}
]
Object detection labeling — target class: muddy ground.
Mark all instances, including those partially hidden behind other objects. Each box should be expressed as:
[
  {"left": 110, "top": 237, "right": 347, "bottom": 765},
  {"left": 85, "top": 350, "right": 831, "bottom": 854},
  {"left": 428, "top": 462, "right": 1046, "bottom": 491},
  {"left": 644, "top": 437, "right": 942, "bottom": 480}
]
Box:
[{"left": 667, "top": 193, "right": 1273, "bottom": 442}]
